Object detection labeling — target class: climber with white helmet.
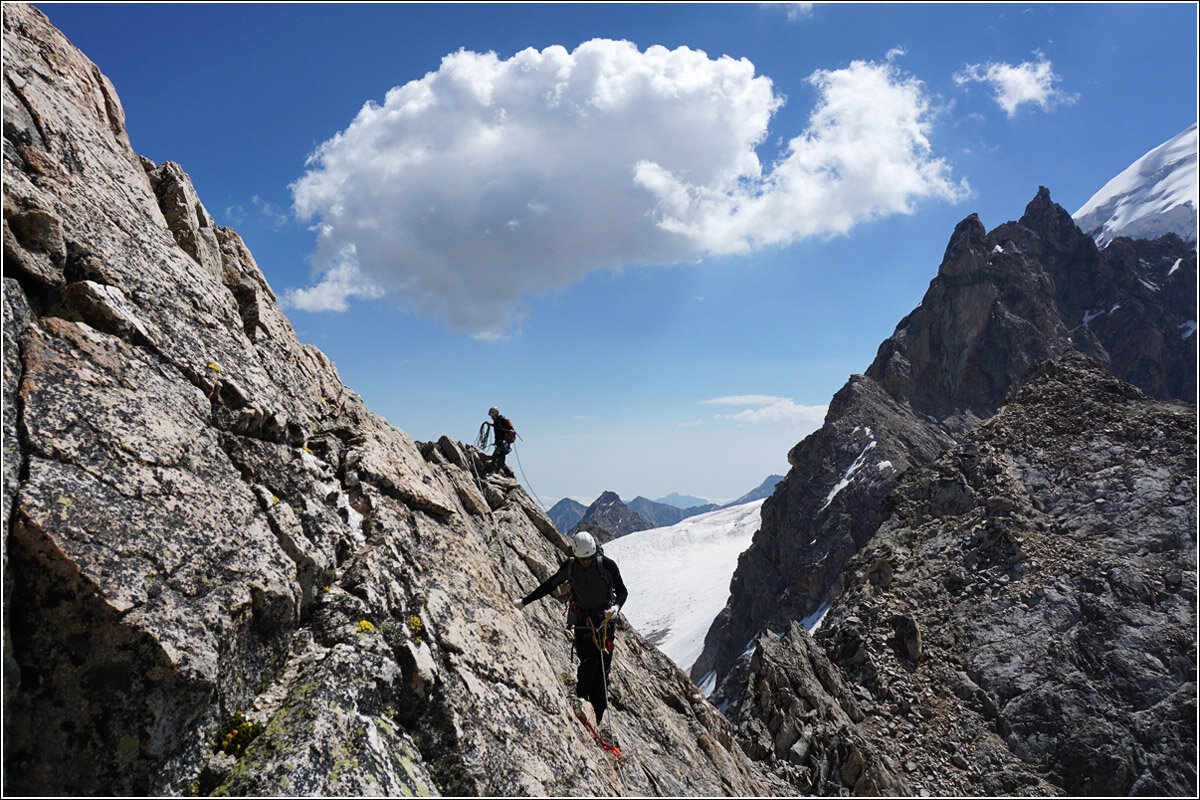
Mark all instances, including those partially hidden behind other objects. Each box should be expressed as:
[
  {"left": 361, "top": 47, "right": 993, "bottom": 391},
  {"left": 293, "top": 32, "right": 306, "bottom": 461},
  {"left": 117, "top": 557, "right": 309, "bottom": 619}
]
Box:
[{"left": 514, "top": 531, "right": 629, "bottom": 737}]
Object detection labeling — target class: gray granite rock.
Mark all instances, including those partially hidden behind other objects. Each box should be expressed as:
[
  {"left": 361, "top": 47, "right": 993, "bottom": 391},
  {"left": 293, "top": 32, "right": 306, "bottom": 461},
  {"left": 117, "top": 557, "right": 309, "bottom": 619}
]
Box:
[
  {"left": 2, "top": 5, "right": 787, "bottom": 796},
  {"left": 724, "top": 622, "right": 910, "bottom": 796},
  {"left": 820, "top": 352, "right": 1196, "bottom": 796}
]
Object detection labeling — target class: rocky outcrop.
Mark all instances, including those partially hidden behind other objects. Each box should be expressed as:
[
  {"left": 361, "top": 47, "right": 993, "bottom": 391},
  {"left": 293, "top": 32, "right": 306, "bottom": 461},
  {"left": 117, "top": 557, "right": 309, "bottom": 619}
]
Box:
[
  {"left": 696, "top": 184, "right": 1197, "bottom": 692},
  {"left": 723, "top": 622, "right": 911, "bottom": 796},
  {"left": 701, "top": 353, "right": 1195, "bottom": 797},
  {"left": 2, "top": 5, "right": 787, "bottom": 795},
  {"left": 1083, "top": 232, "right": 1198, "bottom": 403},
  {"left": 818, "top": 352, "right": 1196, "bottom": 796},
  {"left": 869, "top": 188, "right": 1196, "bottom": 424},
  {"left": 692, "top": 377, "right": 955, "bottom": 683},
  {"left": 571, "top": 490, "right": 653, "bottom": 543}
]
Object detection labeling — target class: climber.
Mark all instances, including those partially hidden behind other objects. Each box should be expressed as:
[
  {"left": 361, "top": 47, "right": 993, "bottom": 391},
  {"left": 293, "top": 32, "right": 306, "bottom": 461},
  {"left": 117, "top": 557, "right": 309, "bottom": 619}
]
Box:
[
  {"left": 514, "top": 531, "right": 628, "bottom": 737},
  {"left": 484, "top": 406, "right": 516, "bottom": 475}
]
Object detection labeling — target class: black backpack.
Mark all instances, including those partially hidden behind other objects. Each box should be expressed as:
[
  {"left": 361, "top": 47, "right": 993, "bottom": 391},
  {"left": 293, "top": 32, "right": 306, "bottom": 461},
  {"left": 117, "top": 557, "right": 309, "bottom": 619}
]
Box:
[{"left": 566, "top": 547, "right": 615, "bottom": 612}]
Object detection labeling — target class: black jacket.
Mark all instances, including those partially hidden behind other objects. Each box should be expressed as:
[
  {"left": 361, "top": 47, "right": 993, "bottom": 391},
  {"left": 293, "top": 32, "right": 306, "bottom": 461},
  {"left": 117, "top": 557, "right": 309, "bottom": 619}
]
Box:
[
  {"left": 521, "top": 553, "right": 629, "bottom": 611},
  {"left": 491, "top": 415, "right": 516, "bottom": 444}
]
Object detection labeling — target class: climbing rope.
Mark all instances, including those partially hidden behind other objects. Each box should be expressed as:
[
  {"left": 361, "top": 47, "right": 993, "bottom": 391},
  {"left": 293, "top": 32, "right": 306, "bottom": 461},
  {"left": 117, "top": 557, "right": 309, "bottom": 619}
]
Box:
[
  {"left": 575, "top": 709, "right": 626, "bottom": 765},
  {"left": 461, "top": 423, "right": 492, "bottom": 494},
  {"left": 475, "top": 422, "right": 491, "bottom": 451},
  {"left": 466, "top": 452, "right": 486, "bottom": 493},
  {"left": 563, "top": 609, "right": 626, "bottom": 768},
  {"left": 475, "top": 420, "right": 547, "bottom": 512},
  {"left": 511, "top": 442, "right": 547, "bottom": 512},
  {"left": 593, "top": 609, "right": 624, "bottom": 768}
]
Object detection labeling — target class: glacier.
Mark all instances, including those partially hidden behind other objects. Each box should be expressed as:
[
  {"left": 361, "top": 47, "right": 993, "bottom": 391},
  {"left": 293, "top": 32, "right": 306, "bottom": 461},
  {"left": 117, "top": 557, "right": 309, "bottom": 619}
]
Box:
[{"left": 605, "top": 499, "right": 765, "bottom": 674}]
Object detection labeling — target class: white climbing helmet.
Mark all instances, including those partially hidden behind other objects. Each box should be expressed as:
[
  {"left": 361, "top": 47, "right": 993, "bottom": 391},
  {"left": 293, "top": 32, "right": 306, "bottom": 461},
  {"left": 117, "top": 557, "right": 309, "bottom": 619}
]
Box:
[
  {"left": 488, "top": 407, "right": 499, "bottom": 416},
  {"left": 572, "top": 532, "right": 597, "bottom": 559}
]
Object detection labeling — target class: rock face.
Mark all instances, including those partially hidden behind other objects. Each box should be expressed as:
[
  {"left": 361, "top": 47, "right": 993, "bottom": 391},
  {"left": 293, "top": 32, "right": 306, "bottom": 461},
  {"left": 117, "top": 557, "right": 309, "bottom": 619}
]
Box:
[
  {"left": 723, "top": 622, "right": 912, "bottom": 796},
  {"left": 818, "top": 352, "right": 1196, "bottom": 796},
  {"left": 571, "top": 490, "right": 653, "bottom": 543},
  {"left": 2, "top": 6, "right": 787, "bottom": 796},
  {"left": 695, "top": 185, "right": 1197, "bottom": 689}
]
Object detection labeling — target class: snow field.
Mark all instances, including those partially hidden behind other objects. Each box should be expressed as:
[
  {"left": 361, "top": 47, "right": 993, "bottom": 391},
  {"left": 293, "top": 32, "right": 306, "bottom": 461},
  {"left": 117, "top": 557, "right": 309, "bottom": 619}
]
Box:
[{"left": 605, "top": 499, "right": 765, "bottom": 675}]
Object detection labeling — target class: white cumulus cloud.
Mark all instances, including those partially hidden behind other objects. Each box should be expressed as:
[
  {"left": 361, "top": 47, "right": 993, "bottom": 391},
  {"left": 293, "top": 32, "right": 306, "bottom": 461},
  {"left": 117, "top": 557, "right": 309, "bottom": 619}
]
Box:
[
  {"left": 289, "top": 39, "right": 964, "bottom": 337},
  {"left": 703, "top": 395, "right": 828, "bottom": 428},
  {"left": 287, "top": 244, "right": 385, "bottom": 312},
  {"left": 954, "top": 52, "right": 1075, "bottom": 118},
  {"left": 760, "top": 2, "right": 816, "bottom": 21}
]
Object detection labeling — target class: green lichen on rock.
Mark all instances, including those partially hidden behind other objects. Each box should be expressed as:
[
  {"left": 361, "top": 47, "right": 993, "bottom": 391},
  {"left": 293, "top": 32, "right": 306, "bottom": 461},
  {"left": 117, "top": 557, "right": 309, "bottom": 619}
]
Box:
[{"left": 329, "top": 732, "right": 362, "bottom": 787}]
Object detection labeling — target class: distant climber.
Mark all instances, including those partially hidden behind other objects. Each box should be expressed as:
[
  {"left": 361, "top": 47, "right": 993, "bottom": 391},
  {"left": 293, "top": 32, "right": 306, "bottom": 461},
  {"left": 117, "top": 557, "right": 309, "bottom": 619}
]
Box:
[
  {"left": 484, "top": 407, "right": 516, "bottom": 475},
  {"left": 514, "top": 532, "right": 629, "bottom": 737}
]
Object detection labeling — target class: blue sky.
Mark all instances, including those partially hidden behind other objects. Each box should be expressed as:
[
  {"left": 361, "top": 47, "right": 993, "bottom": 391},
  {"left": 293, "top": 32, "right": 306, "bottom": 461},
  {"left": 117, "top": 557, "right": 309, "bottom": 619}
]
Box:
[{"left": 37, "top": 2, "right": 1197, "bottom": 504}]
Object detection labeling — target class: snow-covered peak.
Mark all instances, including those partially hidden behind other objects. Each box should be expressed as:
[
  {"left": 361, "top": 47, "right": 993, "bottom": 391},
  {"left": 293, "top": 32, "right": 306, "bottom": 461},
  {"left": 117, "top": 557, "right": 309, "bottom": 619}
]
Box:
[{"left": 1073, "top": 123, "right": 1198, "bottom": 249}]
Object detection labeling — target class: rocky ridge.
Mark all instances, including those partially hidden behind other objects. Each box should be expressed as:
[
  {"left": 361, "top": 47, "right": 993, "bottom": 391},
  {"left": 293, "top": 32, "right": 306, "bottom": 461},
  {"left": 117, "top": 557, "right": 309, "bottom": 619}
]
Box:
[
  {"left": 817, "top": 352, "right": 1196, "bottom": 796},
  {"left": 2, "top": 6, "right": 788, "bottom": 795},
  {"left": 695, "top": 185, "right": 1198, "bottom": 688},
  {"left": 713, "top": 353, "right": 1195, "bottom": 797},
  {"left": 628, "top": 495, "right": 692, "bottom": 528},
  {"left": 562, "top": 483, "right": 768, "bottom": 537}
]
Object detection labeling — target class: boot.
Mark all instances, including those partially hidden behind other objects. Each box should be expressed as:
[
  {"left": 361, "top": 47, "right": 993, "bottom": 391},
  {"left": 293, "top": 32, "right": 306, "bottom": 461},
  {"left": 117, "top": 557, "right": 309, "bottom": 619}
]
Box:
[
  {"left": 569, "top": 695, "right": 587, "bottom": 721},
  {"left": 599, "top": 720, "right": 619, "bottom": 749}
]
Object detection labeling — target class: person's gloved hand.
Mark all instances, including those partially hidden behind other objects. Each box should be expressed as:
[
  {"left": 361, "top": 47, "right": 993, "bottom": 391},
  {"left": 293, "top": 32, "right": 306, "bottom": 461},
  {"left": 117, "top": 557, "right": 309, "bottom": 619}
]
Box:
[
  {"left": 605, "top": 604, "right": 621, "bottom": 619},
  {"left": 513, "top": 599, "right": 525, "bottom": 611}
]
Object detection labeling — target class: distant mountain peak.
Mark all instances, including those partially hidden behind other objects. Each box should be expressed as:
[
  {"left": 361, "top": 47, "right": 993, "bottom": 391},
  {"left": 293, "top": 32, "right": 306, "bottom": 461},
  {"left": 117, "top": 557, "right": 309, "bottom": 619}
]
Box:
[
  {"left": 725, "top": 475, "right": 785, "bottom": 507},
  {"left": 1074, "top": 124, "right": 1198, "bottom": 249},
  {"left": 571, "top": 490, "right": 652, "bottom": 543},
  {"left": 547, "top": 497, "right": 587, "bottom": 534},
  {"left": 654, "top": 492, "right": 711, "bottom": 509}
]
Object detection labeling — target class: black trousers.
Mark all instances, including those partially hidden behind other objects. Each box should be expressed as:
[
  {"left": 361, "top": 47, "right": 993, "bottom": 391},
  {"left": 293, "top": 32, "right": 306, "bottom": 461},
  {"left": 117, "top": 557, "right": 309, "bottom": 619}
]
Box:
[
  {"left": 573, "top": 611, "right": 615, "bottom": 721},
  {"left": 490, "top": 441, "right": 510, "bottom": 472}
]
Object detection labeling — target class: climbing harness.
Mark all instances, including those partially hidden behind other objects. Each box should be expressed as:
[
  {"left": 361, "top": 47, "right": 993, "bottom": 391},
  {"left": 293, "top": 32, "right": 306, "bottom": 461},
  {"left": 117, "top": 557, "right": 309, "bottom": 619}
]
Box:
[{"left": 587, "top": 611, "right": 614, "bottom": 655}]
